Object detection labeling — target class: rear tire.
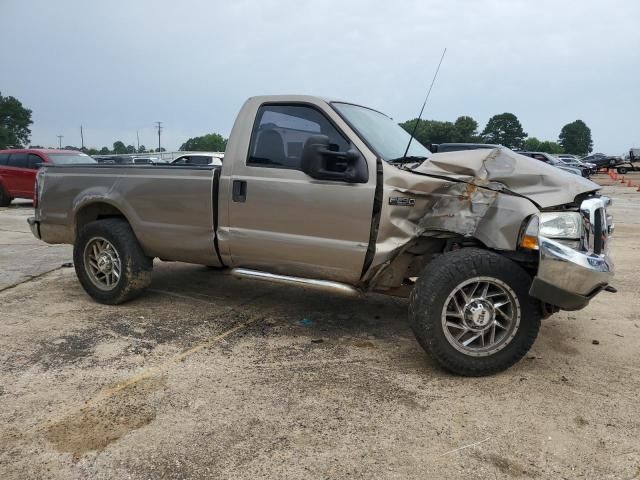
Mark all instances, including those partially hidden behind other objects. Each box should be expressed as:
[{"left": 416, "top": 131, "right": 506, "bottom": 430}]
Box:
[
  {"left": 0, "top": 186, "right": 12, "bottom": 207},
  {"left": 74, "top": 218, "right": 153, "bottom": 304},
  {"left": 617, "top": 167, "right": 628, "bottom": 174},
  {"left": 408, "top": 248, "right": 542, "bottom": 376}
]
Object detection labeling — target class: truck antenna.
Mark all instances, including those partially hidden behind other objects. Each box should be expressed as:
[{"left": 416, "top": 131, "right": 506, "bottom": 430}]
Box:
[{"left": 402, "top": 48, "right": 447, "bottom": 159}]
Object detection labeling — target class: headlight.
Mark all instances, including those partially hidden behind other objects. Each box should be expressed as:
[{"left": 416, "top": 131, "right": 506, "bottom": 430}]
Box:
[
  {"left": 519, "top": 212, "right": 583, "bottom": 251},
  {"left": 539, "top": 212, "right": 582, "bottom": 239}
]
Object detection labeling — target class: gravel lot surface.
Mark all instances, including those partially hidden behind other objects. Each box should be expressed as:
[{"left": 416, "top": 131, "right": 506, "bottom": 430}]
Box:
[{"left": 1, "top": 176, "right": 639, "bottom": 479}]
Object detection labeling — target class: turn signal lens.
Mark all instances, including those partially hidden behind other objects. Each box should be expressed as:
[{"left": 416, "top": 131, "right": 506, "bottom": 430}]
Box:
[{"left": 519, "top": 215, "right": 539, "bottom": 251}]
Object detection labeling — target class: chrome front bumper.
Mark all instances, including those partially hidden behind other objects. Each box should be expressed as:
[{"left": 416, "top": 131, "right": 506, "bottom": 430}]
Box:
[{"left": 529, "top": 196, "right": 614, "bottom": 311}]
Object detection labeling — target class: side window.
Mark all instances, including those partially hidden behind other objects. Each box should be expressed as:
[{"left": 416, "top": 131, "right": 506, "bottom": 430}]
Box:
[
  {"left": 28, "top": 154, "right": 43, "bottom": 169},
  {"left": 0, "top": 153, "right": 9, "bottom": 165},
  {"left": 247, "top": 104, "right": 349, "bottom": 170},
  {"left": 7, "top": 153, "right": 28, "bottom": 168},
  {"left": 190, "top": 155, "right": 210, "bottom": 165}
]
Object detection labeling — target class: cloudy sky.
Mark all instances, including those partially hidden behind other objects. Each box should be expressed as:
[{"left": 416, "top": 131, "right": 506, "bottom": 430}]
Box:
[{"left": 1, "top": 0, "right": 638, "bottom": 153}]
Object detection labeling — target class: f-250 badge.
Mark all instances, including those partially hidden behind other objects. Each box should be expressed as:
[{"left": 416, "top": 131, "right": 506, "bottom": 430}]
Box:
[{"left": 389, "top": 197, "right": 415, "bottom": 207}]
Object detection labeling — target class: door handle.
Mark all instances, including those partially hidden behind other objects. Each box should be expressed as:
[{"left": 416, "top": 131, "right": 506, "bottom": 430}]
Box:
[{"left": 232, "top": 180, "right": 247, "bottom": 202}]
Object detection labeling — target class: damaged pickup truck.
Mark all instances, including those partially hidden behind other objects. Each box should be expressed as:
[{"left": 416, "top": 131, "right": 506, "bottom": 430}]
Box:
[{"left": 28, "top": 95, "right": 615, "bottom": 376}]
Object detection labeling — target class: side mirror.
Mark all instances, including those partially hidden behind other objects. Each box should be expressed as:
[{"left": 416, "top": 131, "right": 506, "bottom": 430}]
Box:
[{"left": 300, "top": 135, "right": 368, "bottom": 183}]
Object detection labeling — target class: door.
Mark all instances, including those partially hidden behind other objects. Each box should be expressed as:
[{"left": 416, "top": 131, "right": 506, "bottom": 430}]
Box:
[
  {"left": 5, "top": 153, "right": 30, "bottom": 197},
  {"left": 226, "top": 103, "right": 376, "bottom": 284}
]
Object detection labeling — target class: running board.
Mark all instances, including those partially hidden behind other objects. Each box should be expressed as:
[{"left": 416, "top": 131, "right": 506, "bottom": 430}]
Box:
[{"left": 231, "top": 268, "right": 360, "bottom": 296}]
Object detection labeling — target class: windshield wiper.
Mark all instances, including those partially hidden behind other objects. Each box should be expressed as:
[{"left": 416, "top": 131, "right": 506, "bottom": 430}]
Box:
[{"left": 387, "top": 155, "right": 429, "bottom": 165}]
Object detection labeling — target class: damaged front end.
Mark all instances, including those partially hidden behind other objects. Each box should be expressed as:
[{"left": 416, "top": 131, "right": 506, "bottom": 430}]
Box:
[{"left": 362, "top": 148, "right": 614, "bottom": 311}]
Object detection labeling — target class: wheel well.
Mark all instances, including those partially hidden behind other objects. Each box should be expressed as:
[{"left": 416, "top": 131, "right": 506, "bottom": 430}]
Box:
[{"left": 75, "top": 202, "right": 128, "bottom": 237}]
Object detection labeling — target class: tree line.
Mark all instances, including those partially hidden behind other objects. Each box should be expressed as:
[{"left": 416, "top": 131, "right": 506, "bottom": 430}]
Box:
[
  {"left": 2, "top": 91, "right": 593, "bottom": 155},
  {"left": 399, "top": 113, "right": 593, "bottom": 155}
]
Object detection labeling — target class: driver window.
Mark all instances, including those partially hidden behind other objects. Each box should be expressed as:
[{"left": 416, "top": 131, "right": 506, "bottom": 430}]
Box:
[{"left": 247, "top": 104, "right": 348, "bottom": 170}]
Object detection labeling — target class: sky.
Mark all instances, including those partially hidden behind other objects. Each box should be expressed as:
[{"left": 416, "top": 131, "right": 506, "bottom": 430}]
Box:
[{"left": 1, "top": 0, "right": 638, "bottom": 153}]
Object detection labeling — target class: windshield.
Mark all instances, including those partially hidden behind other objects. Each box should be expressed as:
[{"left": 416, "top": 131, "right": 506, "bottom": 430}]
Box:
[
  {"left": 332, "top": 102, "right": 431, "bottom": 161},
  {"left": 48, "top": 153, "right": 97, "bottom": 165}
]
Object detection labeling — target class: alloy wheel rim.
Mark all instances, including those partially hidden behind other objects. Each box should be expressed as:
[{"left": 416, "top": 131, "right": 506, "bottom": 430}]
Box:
[
  {"left": 441, "top": 276, "right": 521, "bottom": 357},
  {"left": 84, "top": 237, "right": 122, "bottom": 291}
]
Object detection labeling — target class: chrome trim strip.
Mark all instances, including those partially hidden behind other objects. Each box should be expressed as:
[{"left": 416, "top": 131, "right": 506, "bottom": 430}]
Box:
[{"left": 231, "top": 268, "right": 361, "bottom": 296}]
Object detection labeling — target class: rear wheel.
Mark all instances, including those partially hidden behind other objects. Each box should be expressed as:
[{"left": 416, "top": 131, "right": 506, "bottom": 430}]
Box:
[
  {"left": 74, "top": 218, "right": 153, "bottom": 304},
  {"left": 0, "top": 186, "right": 12, "bottom": 207},
  {"left": 409, "top": 248, "right": 542, "bottom": 376},
  {"left": 617, "top": 167, "right": 628, "bottom": 174}
]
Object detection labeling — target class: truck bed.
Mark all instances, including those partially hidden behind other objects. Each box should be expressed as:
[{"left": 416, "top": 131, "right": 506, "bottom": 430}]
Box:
[{"left": 35, "top": 164, "right": 223, "bottom": 266}]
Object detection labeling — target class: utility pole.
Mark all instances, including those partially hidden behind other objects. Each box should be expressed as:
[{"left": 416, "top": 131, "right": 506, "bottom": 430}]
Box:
[
  {"left": 155, "top": 121, "right": 162, "bottom": 152},
  {"left": 136, "top": 130, "right": 140, "bottom": 153},
  {"left": 57, "top": 135, "right": 63, "bottom": 149},
  {"left": 80, "top": 126, "right": 84, "bottom": 150}
]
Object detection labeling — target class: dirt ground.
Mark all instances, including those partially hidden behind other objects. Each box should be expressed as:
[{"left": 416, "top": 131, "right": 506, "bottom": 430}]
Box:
[{"left": 1, "top": 175, "right": 639, "bottom": 479}]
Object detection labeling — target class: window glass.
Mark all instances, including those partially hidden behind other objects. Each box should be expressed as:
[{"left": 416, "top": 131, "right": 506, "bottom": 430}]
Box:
[
  {"left": 247, "top": 105, "right": 348, "bottom": 170},
  {"left": 0, "top": 153, "right": 9, "bottom": 165},
  {"left": 332, "top": 102, "right": 431, "bottom": 161},
  {"left": 28, "top": 154, "right": 43, "bottom": 169},
  {"left": 7, "top": 153, "right": 28, "bottom": 168},
  {"left": 47, "top": 153, "right": 96, "bottom": 165}
]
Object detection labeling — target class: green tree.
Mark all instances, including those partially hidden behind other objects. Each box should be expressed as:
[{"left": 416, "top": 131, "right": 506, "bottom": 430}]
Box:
[
  {"left": 399, "top": 119, "right": 458, "bottom": 147},
  {"left": 481, "top": 113, "right": 527, "bottom": 149},
  {"left": 138, "top": 145, "right": 147, "bottom": 153},
  {"left": 99, "top": 147, "right": 110, "bottom": 154},
  {"left": 0, "top": 92, "right": 33, "bottom": 149},
  {"left": 524, "top": 137, "right": 542, "bottom": 151},
  {"left": 126, "top": 144, "right": 136, "bottom": 154},
  {"left": 453, "top": 116, "right": 479, "bottom": 142},
  {"left": 538, "top": 141, "right": 563, "bottom": 154},
  {"left": 87, "top": 148, "right": 99, "bottom": 155},
  {"left": 179, "top": 133, "right": 227, "bottom": 152},
  {"left": 112, "top": 141, "right": 127, "bottom": 154},
  {"left": 559, "top": 120, "right": 593, "bottom": 155}
]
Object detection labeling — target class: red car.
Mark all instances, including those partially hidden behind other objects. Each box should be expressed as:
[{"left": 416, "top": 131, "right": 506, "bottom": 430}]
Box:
[{"left": 0, "top": 149, "right": 96, "bottom": 206}]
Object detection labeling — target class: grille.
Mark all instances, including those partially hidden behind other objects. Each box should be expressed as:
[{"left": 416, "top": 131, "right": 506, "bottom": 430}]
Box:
[{"left": 580, "top": 197, "right": 611, "bottom": 255}]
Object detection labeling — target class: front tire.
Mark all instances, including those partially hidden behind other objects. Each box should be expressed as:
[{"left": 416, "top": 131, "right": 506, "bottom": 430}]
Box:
[
  {"left": 74, "top": 218, "right": 153, "bottom": 304},
  {"left": 409, "top": 248, "right": 541, "bottom": 376}
]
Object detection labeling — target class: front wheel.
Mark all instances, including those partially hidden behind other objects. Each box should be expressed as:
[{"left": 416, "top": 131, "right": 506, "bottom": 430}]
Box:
[
  {"left": 74, "top": 218, "right": 153, "bottom": 304},
  {"left": 409, "top": 248, "right": 542, "bottom": 376}
]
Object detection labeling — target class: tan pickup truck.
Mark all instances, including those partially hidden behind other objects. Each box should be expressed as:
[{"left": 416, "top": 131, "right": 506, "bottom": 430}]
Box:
[{"left": 28, "top": 95, "right": 615, "bottom": 376}]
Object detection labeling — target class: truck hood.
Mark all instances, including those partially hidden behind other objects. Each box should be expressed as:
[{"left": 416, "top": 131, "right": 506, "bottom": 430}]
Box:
[{"left": 411, "top": 148, "right": 600, "bottom": 208}]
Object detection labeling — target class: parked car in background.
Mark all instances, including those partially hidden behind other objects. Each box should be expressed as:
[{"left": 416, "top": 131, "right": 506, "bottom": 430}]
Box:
[
  {"left": 94, "top": 155, "right": 133, "bottom": 164},
  {"left": 554, "top": 156, "right": 597, "bottom": 175},
  {"left": 518, "top": 151, "right": 585, "bottom": 177},
  {"left": 432, "top": 143, "right": 501, "bottom": 153},
  {"left": 556, "top": 154, "right": 580, "bottom": 162},
  {"left": 581, "top": 153, "right": 621, "bottom": 170},
  {"left": 171, "top": 152, "right": 223, "bottom": 166},
  {"left": 132, "top": 156, "right": 163, "bottom": 164},
  {"left": 0, "top": 149, "right": 96, "bottom": 206}
]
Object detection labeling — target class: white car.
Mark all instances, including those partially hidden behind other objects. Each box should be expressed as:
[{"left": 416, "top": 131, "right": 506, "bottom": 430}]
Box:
[{"left": 171, "top": 152, "right": 223, "bottom": 166}]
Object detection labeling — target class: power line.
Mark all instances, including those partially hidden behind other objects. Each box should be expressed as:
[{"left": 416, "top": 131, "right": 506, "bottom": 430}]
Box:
[{"left": 155, "top": 121, "right": 163, "bottom": 152}]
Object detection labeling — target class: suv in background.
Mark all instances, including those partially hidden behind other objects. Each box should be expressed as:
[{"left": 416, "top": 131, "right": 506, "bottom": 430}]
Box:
[
  {"left": 518, "top": 151, "right": 586, "bottom": 177},
  {"left": 171, "top": 152, "right": 224, "bottom": 166},
  {"left": 0, "top": 149, "right": 96, "bottom": 206}
]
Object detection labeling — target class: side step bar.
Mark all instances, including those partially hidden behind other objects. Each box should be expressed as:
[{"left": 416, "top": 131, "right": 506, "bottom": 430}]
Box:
[{"left": 231, "top": 268, "right": 360, "bottom": 296}]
